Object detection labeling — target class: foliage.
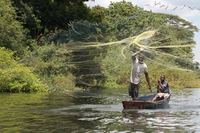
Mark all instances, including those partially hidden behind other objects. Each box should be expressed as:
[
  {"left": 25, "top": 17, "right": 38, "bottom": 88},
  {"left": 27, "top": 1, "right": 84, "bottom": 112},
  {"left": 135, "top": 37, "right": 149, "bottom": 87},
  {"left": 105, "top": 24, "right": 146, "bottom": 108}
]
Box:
[
  {"left": 0, "top": 47, "right": 50, "bottom": 92},
  {"left": 20, "top": 42, "right": 78, "bottom": 90},
  {"left": 2, "top": 0, "right": 199, "bottom": 92},
  {"left": 90, "top": 1, "right": 165, "bottom": 40},
  {"left": 150, "top": 13, "right": 198, "bottom": 69},
  {"left": 34, "top": 19, "right": 116, "bottom": 87},
  {"left": 90, "top": 6, "right": 108, "bottom": 23},
  {"left": 11, "top": 0, "right": 92, "bottom": 39},
  {"left": 94, "top": 1, "right": 198, "bottom": 86},
  {"left": 23, "top": 1, "right": 199, "bottom": 91},
  {"left": 11, "top": 0, "right": 42, "bottom": 39},
  {"left": 0, "top": 0, "right": 30, "bottom": 57},
  {"left": 140, "top": 61, "right": 200, "bottom": 91},
  {"left": 108, "top": 1, "right": 198, "bottom": 70}
]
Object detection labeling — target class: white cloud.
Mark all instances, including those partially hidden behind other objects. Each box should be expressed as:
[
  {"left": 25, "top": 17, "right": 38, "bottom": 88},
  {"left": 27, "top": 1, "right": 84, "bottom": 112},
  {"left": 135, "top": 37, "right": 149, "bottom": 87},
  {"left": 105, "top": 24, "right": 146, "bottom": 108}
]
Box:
[
  {"left": 85, "top": 0, "right": 122, "bottom": 8},
  {"left": 127, "top": 0, "right": 200, "bottom": 18},
  {"left": 86, "top": 0, "right": 200, "bottom": 18}
]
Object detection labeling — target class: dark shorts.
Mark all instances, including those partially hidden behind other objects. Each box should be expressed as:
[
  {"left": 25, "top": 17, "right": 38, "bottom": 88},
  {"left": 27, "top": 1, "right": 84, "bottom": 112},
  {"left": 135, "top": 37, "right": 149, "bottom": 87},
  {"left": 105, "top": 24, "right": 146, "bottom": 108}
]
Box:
[{"left": 129, "top": 82, "right": 140, "bottom": 100}]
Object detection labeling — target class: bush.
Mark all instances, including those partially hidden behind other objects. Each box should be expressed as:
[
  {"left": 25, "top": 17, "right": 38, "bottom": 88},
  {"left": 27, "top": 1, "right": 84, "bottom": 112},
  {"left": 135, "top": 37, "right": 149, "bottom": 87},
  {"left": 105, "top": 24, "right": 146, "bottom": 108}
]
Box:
[{"left": 0, "top": 47, "right": 50, "bottom": 92}]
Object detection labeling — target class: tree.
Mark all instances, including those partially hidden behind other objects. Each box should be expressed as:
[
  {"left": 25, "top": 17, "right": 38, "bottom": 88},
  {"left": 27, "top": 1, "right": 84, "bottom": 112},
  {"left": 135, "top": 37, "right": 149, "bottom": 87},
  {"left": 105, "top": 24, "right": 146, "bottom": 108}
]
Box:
[
  {"left": 150, "top": 13, "right": 199, "bottom": 69},
  {"left": 88, "top": 1, "right": 199, "bottom": 88},
  {"left": 104, "top": 1, "right": 198, "bottom": 69},
  {"left": 102, "top": 1, "right": 165, "bottom": 40},
  {"left": 0, "top": 0, "right": 29, "bottom": 57},
  {"left": 90, "top": 6, "right": 108, "bottom": 23},
  {"left": 11, "top": 0, "right": 42, "bottom": 39},
  {"left": 11, "top": 0, "right": 93, "bottom": 39}
]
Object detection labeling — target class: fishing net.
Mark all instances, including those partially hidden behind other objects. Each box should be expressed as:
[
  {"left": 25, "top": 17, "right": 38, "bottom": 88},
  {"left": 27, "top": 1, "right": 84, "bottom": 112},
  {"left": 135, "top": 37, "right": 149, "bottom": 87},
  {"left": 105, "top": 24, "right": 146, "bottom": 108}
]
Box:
[{"left": 32, "top": 15, "right": 199, "bottom": 91}]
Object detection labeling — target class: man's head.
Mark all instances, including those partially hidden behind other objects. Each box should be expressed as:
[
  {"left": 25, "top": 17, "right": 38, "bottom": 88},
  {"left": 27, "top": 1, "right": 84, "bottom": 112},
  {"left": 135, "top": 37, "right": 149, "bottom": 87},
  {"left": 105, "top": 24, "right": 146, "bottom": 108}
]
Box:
[
  {"left": 138, "top": 54, "right": 145, "bottom": 64},
  {"left": 160, "top": 75, "right": 165, "bottom": 81}
]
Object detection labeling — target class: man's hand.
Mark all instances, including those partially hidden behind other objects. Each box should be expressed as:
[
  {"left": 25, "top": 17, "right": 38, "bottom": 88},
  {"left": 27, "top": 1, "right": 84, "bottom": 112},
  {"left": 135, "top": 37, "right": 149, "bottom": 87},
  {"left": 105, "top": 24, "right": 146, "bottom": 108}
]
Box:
[
  {"left": 140, "top": 47, "right": 144, "bottom": 52},
  {"left": 132, "top": 47, "right": 144, "bottom": 57}
]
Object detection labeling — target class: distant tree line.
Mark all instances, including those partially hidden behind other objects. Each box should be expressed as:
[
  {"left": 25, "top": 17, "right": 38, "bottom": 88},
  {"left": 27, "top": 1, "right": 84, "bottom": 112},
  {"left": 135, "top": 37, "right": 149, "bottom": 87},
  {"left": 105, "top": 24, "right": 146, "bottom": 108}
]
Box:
[{"left": 0, "top": 0, "right": 199, "bottom": 92}]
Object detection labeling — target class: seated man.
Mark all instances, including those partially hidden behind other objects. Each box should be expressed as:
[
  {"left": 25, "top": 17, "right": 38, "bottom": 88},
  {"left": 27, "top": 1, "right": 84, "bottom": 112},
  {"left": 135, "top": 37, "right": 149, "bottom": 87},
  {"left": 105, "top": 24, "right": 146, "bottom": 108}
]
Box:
[
  {"left": 152, "top": 75, "right": 170, "bottom": 101},
  {"left": 157, "top": 75, "right": 170, "bottom": 94}
]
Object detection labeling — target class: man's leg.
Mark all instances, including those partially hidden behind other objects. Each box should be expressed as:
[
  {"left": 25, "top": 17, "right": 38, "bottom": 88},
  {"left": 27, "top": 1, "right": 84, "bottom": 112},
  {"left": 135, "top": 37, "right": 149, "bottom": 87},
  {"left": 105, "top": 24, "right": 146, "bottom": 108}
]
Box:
[
  {"left": 129, "top": 83, "right": 139, "bottom": 100},
  {"left": 133, "top": 84, "right": 139, "bottom": 99},
  {"left": 129, "top": 82, "right": 136, "bottom": 100},
  {"left": 128, "top": 82, "right": 132, "bottom": 97}
]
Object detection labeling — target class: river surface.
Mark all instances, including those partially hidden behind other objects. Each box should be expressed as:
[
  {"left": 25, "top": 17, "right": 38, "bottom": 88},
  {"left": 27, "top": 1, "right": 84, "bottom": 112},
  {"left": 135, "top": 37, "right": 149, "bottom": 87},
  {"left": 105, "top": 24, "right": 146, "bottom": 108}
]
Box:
[{"left": 0, "top": 88, "right": 200, "bottom": 133}]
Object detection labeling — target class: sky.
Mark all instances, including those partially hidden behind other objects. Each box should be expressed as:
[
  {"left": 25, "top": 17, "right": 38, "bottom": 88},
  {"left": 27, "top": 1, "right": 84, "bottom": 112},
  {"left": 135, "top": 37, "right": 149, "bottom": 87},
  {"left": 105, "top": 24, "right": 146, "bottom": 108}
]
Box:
[{"left": 85, "top": 0, "right": 200, "bottom": 63}]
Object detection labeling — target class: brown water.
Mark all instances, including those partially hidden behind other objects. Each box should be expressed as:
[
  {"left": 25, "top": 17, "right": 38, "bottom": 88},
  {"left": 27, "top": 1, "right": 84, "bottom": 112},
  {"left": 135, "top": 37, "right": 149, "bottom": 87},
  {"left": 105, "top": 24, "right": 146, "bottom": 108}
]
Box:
[{"left": 0, "top": 88, "right": 200, "bottom": 132}]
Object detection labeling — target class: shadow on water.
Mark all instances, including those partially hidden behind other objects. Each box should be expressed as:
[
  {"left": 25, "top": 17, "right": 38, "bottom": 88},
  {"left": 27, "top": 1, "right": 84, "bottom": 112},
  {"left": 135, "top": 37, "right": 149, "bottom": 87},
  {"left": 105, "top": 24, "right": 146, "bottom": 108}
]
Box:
[{"left": 1, "top": 88, "right": 200, "bottom": 132}]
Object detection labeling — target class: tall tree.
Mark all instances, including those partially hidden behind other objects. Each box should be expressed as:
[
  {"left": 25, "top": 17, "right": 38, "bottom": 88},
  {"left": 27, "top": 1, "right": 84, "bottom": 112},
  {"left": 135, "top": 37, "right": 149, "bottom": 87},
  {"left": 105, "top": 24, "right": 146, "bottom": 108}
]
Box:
[
  {"left": 104, "top": 1, "right": 198, "bottom": 69},
  {"left": 0, "top": 0, "right": 29, "bottom": 57},
  {"left": 11, "top": 0, "right": 94, "bottom": 38},
  {"left": 151, "top": 13, "right": 199, "bottom": 69}
]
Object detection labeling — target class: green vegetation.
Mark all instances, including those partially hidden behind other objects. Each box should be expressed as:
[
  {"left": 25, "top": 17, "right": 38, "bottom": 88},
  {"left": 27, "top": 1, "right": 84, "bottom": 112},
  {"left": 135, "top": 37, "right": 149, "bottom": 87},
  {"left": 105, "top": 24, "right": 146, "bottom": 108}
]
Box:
[
  {"left": 0, "top": 0, "right": 31, "bottom": 57},
  {"left": 0, "top": 47, "right": 50, "bottom": 92},
  {"left": 0, "top": 0, "right": 199, "bottom": 93}
]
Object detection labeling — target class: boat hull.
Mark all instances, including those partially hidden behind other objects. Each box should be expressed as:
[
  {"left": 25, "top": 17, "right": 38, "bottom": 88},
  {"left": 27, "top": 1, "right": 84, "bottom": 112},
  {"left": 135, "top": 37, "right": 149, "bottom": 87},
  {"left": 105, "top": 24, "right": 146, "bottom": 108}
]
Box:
[{"left": 122, "top": 93, "right": 170, "bottom": 109}]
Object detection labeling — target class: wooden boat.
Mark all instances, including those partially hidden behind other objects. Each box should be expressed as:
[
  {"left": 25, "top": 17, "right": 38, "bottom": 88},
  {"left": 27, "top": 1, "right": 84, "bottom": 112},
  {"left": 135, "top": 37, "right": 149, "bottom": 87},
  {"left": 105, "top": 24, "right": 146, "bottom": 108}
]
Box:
[{"left": 122, "top": 93, "right": 171, "bottom": 109}]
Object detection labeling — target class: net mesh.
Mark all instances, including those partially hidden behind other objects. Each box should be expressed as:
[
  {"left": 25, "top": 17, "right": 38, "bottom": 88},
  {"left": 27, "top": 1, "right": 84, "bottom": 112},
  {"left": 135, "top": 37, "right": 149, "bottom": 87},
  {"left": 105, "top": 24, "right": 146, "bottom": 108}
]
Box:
[{"left": 34, "top": 18, "right": 198, "bottom": 89}]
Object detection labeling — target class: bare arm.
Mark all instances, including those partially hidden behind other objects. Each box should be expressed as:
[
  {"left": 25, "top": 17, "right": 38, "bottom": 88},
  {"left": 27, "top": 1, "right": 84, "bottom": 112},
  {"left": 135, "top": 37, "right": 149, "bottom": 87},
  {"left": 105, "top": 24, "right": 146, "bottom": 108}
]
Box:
[
  {"left": 145, "top": 72, "right": 152, "bottom": 92},
  {"left": 158, "top": 80, "right": 165, "bottom": 89},
  {"left": 132, "top": 47, "right": 144, "bottom": 60}
]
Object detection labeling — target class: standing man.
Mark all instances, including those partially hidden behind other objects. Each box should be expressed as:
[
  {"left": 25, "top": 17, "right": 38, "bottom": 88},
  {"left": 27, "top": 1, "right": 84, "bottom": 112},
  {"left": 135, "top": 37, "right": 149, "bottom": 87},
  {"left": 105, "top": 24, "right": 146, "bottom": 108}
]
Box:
[
  {"left": 129, "top": 47, "right": 152, "bottom": 100},
  {"left": 157, "top": 75, "right": 170, "bottom": 94}
]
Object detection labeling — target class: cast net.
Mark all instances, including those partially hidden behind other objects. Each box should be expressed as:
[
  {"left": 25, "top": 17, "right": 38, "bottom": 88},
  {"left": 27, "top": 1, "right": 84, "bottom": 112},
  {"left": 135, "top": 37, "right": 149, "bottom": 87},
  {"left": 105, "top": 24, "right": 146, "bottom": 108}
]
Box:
[{"left": 32, "top": 15, "right": 199, "bottom": 91}]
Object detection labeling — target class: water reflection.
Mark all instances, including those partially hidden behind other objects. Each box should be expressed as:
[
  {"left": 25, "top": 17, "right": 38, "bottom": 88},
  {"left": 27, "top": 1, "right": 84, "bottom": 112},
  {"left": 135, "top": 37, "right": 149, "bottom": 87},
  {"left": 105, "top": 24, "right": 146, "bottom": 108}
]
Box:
[{"left": 0, "top": 88, "right": 200, "bottom": 132}]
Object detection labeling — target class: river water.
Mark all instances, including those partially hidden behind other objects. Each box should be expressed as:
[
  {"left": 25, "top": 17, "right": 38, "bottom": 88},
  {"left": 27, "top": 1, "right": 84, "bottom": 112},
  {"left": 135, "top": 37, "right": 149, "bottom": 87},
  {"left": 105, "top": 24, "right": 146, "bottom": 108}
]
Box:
[{"left": 0, "top": 88, "right": 200, "bottom": 133}]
